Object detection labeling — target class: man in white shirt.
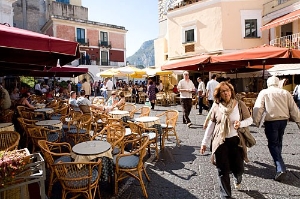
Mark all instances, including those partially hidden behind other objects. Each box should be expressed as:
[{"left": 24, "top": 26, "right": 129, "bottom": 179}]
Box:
[
  {"left": 206, "top": 74, "right": 219, "bottom": 110},
  {"left": 105, "top": 78, "right": 114, "bottom": 99},
  {"left": 34, "top": 81, "right": 43, "bottom": 96},
  {"left": 197, "top": 77, "right": 208, "bottom": 115},
  {"left": 177, "top": 71, "right": 195, "bottom": 127},
  {"left": 77, "top": 90, "right": 103, "bottom": 111},
  {"left": 68, "top": 91, "right": 80, "bottom": 112}
]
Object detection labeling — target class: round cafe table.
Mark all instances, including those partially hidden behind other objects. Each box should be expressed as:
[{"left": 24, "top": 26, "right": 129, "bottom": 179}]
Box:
[
  {"left": 0, "top": 123, "right": 14, "bottom": 132},
  {"left": 71, "top": 140, "right": 113, "bottom": 163},
  {"left": 134, "top": 116, "right": 160, "bottom": 128},
  {"left": 108, "top": 110, "right": 129, "bottom": 119},
  {"left": 34, "top": 108, "right": 54, "bottom": 114},
  {"left": 35, "top": 120, "right": 62, "bottom": 129}
]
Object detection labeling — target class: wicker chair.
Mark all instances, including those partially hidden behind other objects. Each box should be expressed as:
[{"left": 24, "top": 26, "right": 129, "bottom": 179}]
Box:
[
  {"left": 114, "top": 136, "right": 150, "bottom": 198},
  {"left": 38, "top": 140, "right": 72, "bottom": 198},
  {"left": 128, "top": 121, "right": 159, "bottom": 159},
  {"left": 156, "top": 110, "right": 180, "bottom": 148},
  {"left": 53, "top": 159, "right": 102, "bottom": 199},
  {"left": 0, "top": 131, "right": 20, "bottom": 151},
  {"left": 119, "top": 103, "right": 136, "bottom": 118},
  {"left": 66, "top": 114, "right": 92, "bottom": 144},
  {"left": 79, "top": 104, "right": 91, "bottom": 114},
  {"left": 26, "top": 125, "right": 60, "bottom": 152},
  {"left": 17, "top": 117, "right": 38, "bottom": 148},
  {"left": 135, "top": 106, "right": 150, "bottom": 117},
  {"left": 91, "top": 124, "right": 125, "bottom": 155}
]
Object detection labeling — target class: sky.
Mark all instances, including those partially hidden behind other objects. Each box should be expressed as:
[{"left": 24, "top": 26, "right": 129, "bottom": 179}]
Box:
[{"left": 81, "top": 0, "right": 159, "bottom": 57}]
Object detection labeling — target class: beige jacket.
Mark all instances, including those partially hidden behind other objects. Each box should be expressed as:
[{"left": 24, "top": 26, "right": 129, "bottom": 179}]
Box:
[{"left": 253, "top": 86, "right": 300, "bottom": 126}]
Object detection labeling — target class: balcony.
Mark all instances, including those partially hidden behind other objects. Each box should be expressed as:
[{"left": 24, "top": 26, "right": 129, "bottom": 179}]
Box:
[
  {"left": 168, "top": 0, "right": 200, "bottom": 12},
  {"left": 270, "top": 32, "right": 300, "bottom": 49},
  {"left": 76, "top": 37, "right": 89, "bottom": 46},
  {"left": 98, "top": 40, "right": 111, "bottom": 48}
]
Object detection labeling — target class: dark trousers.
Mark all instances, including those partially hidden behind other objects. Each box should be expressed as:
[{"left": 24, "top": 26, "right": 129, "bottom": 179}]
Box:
[
  {"left": 180, "top": 98, "right": 192, "bottom": 123},
  {"left": 264, "top": 120, "right": 287, "bottom": 173},
  {"left": 215, "top": 136, "right": 244, "bottom": 198},
  {"left": 198, "top": 96, "right": 208, "bottom": 114},
  {"left": 208, "top": 99, "right": 214, "bottom": 110}
]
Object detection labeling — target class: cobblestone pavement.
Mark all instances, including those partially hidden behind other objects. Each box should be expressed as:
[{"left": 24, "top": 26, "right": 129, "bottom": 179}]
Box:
[{"left": 110, "top": 103, "right": 300, "bottom": 199}]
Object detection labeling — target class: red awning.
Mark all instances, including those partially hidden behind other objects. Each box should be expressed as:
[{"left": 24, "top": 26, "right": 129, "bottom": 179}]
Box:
[
  {"left": 261, "top": 9, "right": 300, "bottom": 31},
  {"left": 0, "top": 24, "right": 80, "bottom": 68},
  {"left": 161, "top": 55, "right": 210, "bottom": 70}
]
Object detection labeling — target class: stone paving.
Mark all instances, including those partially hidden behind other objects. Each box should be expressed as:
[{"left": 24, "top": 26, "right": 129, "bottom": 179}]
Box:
[{"left": 111, "top": 103, "right": 300, "bottom": 199}]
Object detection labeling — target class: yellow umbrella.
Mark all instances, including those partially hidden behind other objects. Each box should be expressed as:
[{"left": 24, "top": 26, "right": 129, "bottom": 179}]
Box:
[
  {"left": 143, "top": 67, "right": 173, "bottom": 76},
  {"left": 96, "top": 68, "right": 119, "bottom": 77}
]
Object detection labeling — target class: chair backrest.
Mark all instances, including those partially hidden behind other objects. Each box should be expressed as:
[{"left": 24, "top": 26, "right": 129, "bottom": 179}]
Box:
[
  {"left": 128, "top": 121, "right": 144, "bottom": 137},
  {"left": 0, "top": 131, "right": 20, "bottom": 151},
  {"left": 139, "top": 106, "right": 150, "bottom": 117},
  {"left": 79, "top": 105, "right": 91, "bottom": 114},
  {"left": 38, "top": 140, "right": 54, "bottom": 165},
  {"left": 165, "top": 110, "right": 179, "bottom": 126},
  {"left": 120, "top": 136, "right": 149, "bottom": 161},
  {"left": 53, "top": 159, "right": 102, "bottom": 193},
  {"left": 106, "top": 124, "right": 125, "bottom": 149},
  {"left": 119, "top": 103, "right": 136, "bottom": 118}
]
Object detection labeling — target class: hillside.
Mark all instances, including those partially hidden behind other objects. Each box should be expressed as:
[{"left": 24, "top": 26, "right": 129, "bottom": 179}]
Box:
[{"left": 126, "top": 39, "right": 155, "bottom": 68}]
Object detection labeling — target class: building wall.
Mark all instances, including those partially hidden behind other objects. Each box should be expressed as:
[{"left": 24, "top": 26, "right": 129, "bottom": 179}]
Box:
[
  {"left": 13, "top": 0, "right": 46, "bottom": 32},
  {"left": 110, "top": 50, "right": 125, "bottom": 62},
  {"left": 51, "top": 1, "right": 88, "bottom": 20},
  {"left": 87, "top": 29, "right": 99, "bottom": 46},
  {"left": 155, "top": 0, "right": 264, "bottom": 68},
  {"left": 56, "top": 24, "right": 75, "bottom": 40},
  {"left": 262, "top": 0, "right": 299, "bottom": 16},
  {"left": 0, "top": 0, "right": 16, "bottom": 26},
  {"left": 109, "top": 32, "right": 126, "bottom": 50}
]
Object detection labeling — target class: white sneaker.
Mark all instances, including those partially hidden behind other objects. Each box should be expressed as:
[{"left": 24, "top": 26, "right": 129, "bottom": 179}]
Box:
[{"left": 187, "top": 123, "right": 192, "bottom": 127}]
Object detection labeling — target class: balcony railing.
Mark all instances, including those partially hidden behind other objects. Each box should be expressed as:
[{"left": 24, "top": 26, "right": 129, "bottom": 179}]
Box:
[
  {"left": 75, "top": 37, "right": 89, "bottom": 46},
  {"left": 98, "top": 40, "right": 111, "bottom": 48},
  {"left": 270, "top": 33, "right": 300, "bottom": 49}
]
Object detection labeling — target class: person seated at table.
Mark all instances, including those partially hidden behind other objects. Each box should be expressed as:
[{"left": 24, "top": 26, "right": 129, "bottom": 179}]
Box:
[
  {"left": 45, "top": 90, "right": 54, "bottom": 102},
  {"left": 10, "top": 87, "right": 20, "bottom": 101},
  {"left": 77, "top": 90, "right": 104, "bottom": 111},
  {"left": 16, "top": 92, "right": 35, "bottom": 109},
  {"left": 104, "top": 91, "right": 126, "bottom": 113},
  {"left": 132, "top": 84, "right": 139, "bottom": 103},
  {"left": 69, "top": 91, "right": 80, "bottom": 112}
]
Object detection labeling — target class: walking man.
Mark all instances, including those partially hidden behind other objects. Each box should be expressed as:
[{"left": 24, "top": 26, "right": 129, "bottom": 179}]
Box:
[
  {"left": 206, "top": 74, "right": 219, "bottom": 110},
  {"left": 81, "top": 78, "right": 91, "bottom": 99},
  {"left": 253, "top": 76, "right": 300, "bottom": 181},
  {"left": 197, "top": 77, "right": 208, "bottom": 115},
  {"left": 177, "top": 71, "right": 195, "bottom": 127},
  {"left": 105, "top": 77, "right": 114, "bottom": 99}
]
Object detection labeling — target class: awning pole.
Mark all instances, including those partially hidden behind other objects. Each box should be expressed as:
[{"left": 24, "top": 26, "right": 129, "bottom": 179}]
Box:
[{"left": 262, "top": 60, "right": 266, "bottom": 88}]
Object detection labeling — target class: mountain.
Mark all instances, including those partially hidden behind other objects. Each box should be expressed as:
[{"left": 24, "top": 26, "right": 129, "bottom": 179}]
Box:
[{"left": 126, "top": 39, "right": 155, "bottom": 68}]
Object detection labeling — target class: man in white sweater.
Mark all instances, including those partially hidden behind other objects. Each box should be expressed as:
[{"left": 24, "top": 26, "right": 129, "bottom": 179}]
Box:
[{"left": 253, "top": 76, "right": 300, "bottom": 182}]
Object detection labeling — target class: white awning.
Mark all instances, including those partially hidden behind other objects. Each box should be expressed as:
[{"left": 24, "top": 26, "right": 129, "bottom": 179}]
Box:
[{"left": 267, "top": 64, "right": 300, "bottom": 76}]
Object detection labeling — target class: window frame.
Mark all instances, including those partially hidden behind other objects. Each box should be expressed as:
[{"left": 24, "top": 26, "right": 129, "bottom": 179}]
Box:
[
  {"left": 76, "top": 28, "right": 86, "bottom": 43},
  {"left": 245, "top": 19, "right": 258, "bottom": 38},
  {"left": 181, "top": 24, "right": 197, "bottom": 44}
]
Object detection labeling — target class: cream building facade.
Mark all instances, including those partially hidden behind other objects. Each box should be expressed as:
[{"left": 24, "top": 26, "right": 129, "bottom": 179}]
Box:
[
  {"left": 0, "top": 0, "right": 17, "bottom": 26},
  {"left": 155, "top": 0, "right": 265, "bottom": 70}
]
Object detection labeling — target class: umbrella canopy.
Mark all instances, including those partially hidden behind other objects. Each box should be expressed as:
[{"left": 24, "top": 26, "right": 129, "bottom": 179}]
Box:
[
  {"left": 96, "top": 68, "right": 119, "bottom": 77},
  {"left": 0, "top": 65, "right": 88, "bottom": 77},
  {"left": 29, "top": 66, "right": 88, "bottom": 77},
  {"left": 0, "top": 23, "right": 80, "bottom": 70},
  {"left": 143, "top": 67, "right": 173, "bottom": 76}
]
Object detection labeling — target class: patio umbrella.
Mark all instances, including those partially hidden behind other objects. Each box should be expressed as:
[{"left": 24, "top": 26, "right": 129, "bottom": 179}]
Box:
[
  {"left": 0, "top": 23, "right": 80, "bottom": 70},
  {"left": 96, "top": 68, "right": 119, "bottom": 77},
  {"left": 28, "top": 66, "right": 88, "bottom": 77},
  {"left": 143, "top": 67, "right": 173, "bottom": 76}
]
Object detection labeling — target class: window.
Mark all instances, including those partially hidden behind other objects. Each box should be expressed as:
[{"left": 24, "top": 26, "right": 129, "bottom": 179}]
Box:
[
  {"left": 56, "top": 0, "right": 70, "bottom": 4},
  {"left": 101, "top": 51, "right": 109, "bottom": 65},
  {"left": 76, "top": 28, "right": 85, "bottom": 44},
  {"left": 185, "top": 29, "right": 194, "bottom": 43},
  {"left": 245, "top": 19, "right": 257, "bottom": 38},
  {"left": 278, "top": 0, "right": 288, "bottom": 4},
  {"left": 100, "top": 31, "right": 108, "bottom": 46}
]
